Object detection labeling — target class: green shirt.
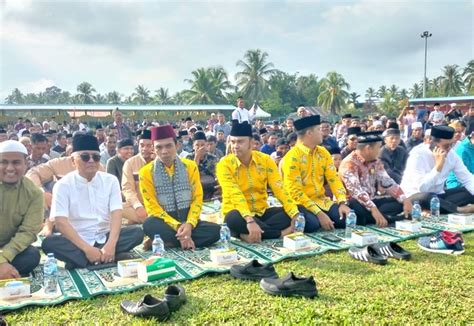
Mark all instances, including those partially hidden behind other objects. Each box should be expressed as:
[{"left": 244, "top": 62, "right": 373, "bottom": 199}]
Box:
[{"left": 0, "top": 177, "right": 43, "bottom": 264}]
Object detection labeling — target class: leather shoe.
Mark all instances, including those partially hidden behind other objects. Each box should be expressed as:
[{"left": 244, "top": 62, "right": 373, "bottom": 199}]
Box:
[
  {"left": 230, "top": 259, "right": 278, "bottom": 281},
  {"left": 260, "top": 272, "right": 318, "bottom": 298},
  {"left": 120, "top": 294, "right": 170, "bottom": 320},
  {"left": 164, "top": 284, "right": 187, "bottom": 312}
]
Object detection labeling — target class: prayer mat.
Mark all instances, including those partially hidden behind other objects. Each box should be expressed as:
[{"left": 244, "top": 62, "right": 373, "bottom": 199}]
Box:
[{"left": 1, "top": 212, "right": 473, "bottom": 312}]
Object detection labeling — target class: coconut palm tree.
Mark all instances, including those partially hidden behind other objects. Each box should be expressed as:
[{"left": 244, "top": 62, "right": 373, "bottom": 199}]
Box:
[
  {"left": 409, "top": 83, "right": 422, "bottom": 98},
  {"left": 132, "top": 85, "right": 151, "bottom": 105},
  {"left": 462, "top": 59, "right": 474, "bottom": 93},
  {"left": 377, "top": 85, "right": 388, "bottom": 98},
  {"left": 365, "top": 87, "right": 377, "bottom": 101},
  {"left": 107, "top": 91, "right": 122, "bottom": 104},
  {"left": 317, "top": 71, "right": 350, "bottom": 115},
  {"left": 209, "top": 66, "right": 233, "bottom": 102},
  {"left": 399, "top": 88, "right": 409, "bottom": 99},
  {"left": 429, "top": 76, "right": 443, "bottom": 96},
  {"left": 388, "top": 84, "right": 399, "bottom": 98},
  {"left": 5, "top": 88, "right": 24, "bottom": 104},
  {"left": 349, "top": 92, "right": 360, "bottom": 106},
  {"left": 441, "top": 64, "right": 463, "bottom": 96},
  {"left": 235, "top": 49, "right": 277, "bottom": 103},
  {"left": 76, "top": 82, "right": 96, "bottom": 104},
  {"left": 153, "top": 88, "right": 172, "bottom": 104},
  {"left": 95, "top": 93, "right": 107, "bottom": 104},
  {"left": 184, "top": 68, "right": 219, "bottom": 104}
]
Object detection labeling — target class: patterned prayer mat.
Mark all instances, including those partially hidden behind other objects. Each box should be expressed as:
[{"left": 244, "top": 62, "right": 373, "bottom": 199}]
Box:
[{"left": 1, "top": 214, "right": 473, "bottom": 312}]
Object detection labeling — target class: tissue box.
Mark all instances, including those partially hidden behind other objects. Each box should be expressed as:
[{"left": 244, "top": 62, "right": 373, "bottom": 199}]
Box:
[
  {"left": 283, "top": 232, "right": 312, "bottom": 251},
  {"left": 137, "top": 257, "right": 176, "bottom": 282},
  {"left": 210, "top": 248, "right": 238, "bottom": 265},
  {"left": 396, "top": 220, "right": 422, "bottom": 232},
  {"left": 448, "top": 214, "right": 473, "bottom": 225},
  {"left": 351, "top": 230, "right": 378, "bottom": 246},
  {"left": 117, "top": 259, "right": 142, "bottom": 278},
  {"left": 0, "top": 278, "right": 30, "bottom": 299}
]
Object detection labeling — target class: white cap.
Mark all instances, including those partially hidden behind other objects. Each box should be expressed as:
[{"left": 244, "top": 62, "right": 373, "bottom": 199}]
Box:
[
  {"left": 451, "top": 103, "right": 456, "bottom": 107},
  {"left": 411, "top": 122, "right": 423, "bottom": 129},
  {"left": 0, "top": 140, "right": 28, "bottom": 155},
  {"left": 425, "top": 129, "right": 432, "bottom": 137},
  {"left": 373, "top": 120, "right": 383, "bottom": 127}
]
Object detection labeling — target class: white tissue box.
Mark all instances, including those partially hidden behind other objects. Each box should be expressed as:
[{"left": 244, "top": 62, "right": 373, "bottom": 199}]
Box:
[
  {"left": 210, "top": 248, "right": 238, "bottom": 265},
  {"left": 117, "top": 259, "right": 142, "bottom": 278},
  {"left": 448, "top": 214, "right": 473, "bottom": 225},
  {"left": 396, "top": 220, "right": 422, "bottom": 232},
  {"left": 283, "top": 233, "right": 312, "bottom": 251},
  {"left": 351, "top": 230, "right": 378, "bottom": 246},
  {"left": 0, "top": 278, "right": 30, "bottom": 299}
]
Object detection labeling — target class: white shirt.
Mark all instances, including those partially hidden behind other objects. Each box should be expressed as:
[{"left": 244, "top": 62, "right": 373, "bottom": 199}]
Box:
[
  {"left": 400, "top": 143, "right": 474, "bottom": 197},
  {"left": 428, "top": 110, "right": 445, "bottom": 125},
  {"left": 231, "top": 107, "right": 256, "bottom": 123},
  {"left": 50, "top": 171, "right": 123, "bottom": 245}
]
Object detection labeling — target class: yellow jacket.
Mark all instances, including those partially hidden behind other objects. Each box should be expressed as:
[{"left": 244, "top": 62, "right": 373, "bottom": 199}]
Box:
[
  {"left": 139, "top": 158, "right": 202, "bottom": 230},
  {"left": 282, "top": 142, "right": 347, "bottom": 215},
  {"left": 216, "top": 151, "right": 299, "bottom": 218}
]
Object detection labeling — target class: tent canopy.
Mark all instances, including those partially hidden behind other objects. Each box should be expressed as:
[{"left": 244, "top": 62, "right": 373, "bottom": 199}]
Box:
[{"left": 250, "top": 103, "right": 271, "bottom": 118}]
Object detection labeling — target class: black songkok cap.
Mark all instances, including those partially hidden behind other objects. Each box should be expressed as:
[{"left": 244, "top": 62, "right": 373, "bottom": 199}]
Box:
[
  {"left": 117, "top": 138, "right": 134, "bottom": 149},
  {"left": 193, "top": 131, "right": 207, "bottom": 141},
  {"left": 294, "top": 115, "right": 321, "bottom": 131},
  {"left": 347, "top": 127, "right": 361, "bottom": 136},
  {"left": 72, "top": 134, "right": 100, "bottom": 153},
  {"left": 138, "top": 129, "right": 152, "bottom": 140},
  {"left": 230, "top": 121, "right": 252, "bottom": 137},
  {"left": 357, "top": 131, "right": 383, "bottom": 144},
  {"left": 431, "top": 125, "right": 455, "bottom": 140}
]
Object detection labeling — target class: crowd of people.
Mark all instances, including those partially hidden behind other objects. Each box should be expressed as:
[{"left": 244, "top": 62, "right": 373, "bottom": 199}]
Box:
[{"left": 1, "top": 97, "right": 473, "bottom": 280}]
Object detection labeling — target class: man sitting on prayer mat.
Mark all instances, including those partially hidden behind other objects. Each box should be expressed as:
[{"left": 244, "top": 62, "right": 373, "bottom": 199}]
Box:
[
  {"left": 339, "top": 131, "right": 413, "bottom": 227},
  {"left": 42, "top": 134, "right": 144, "bottom": 269},
  {"left": 0, "top": 140, "right": 43, "bottom": 279},
  {"left": 140, "top": 125, "right": 220, "bottom": 249},
  {"left": 282, "top": 115, "right": 351, "bottom": 232},
  {"left": 216, "top": 121, "right": 300, "bottom": 243}
]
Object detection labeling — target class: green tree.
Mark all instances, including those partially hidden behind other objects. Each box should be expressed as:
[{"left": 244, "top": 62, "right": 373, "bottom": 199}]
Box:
[
  {"left": 378, "top": 93, "right": 400, "bottom": 117},
  {"left": 95, "top": 93, "right": 107, "bottom": 104},
  {"left": 107, "top": 91, "right": 122, "bottom": 104},
  {"left": 44, "top": 86, "right": 62, "bottom": 104},
  {"left": 132, "top": 85, "right": 151, "bottom": 104},
  {"left": 377, "top": 85, "right": 388, "bottom": 98},
  {"left": 349, "top": 92, "right": 360, "bottom": 105},
  {"left": 24, "top": 93, "right": 39, "bottom": 104},
  {"left": 235, "top": 49, "right": 277, "bottom": 103},
  {"left": 5, "top": 88, "right": 24, "bottom": 104},
  {"left": 462, "top": 59, "right": 474, "bottom": 94},
  {"left": 209, "top": 67, "right": 233, "bottom": 102},
  {"left": 76, "top": 82, "right": 96, "bottom": 104},
  {"left": 58, "top": 91, "right": 72, "bottom": 104},
  {"left": 441, "top": 64, "right": 463, "bottom": 96},
  {"left": 399, "top": 88, "right": 409, "bottom": 99},
  {"left": 409, "top": 83, "right": 422, "bottom": 98},
  {"left": 388, "top": 84, "right": 399, "bottom": 98},
  {"left": 153, "top": 88, "right": 172, "bottom": 104},
  {"left": 184, "top": 67, "right": 231, "bottom": 104},
  {"left": 317, "top": 71, "right": 350, "bottom": 115},
  {"left": 296, "top": 74, "right": 320, "bottom": 106}
]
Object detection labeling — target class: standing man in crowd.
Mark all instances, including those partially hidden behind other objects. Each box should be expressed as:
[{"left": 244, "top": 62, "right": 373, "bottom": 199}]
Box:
[
  {"left": 0, "top": 141, "right": 43, "bottom": 279},
  {"left": 232, "top": 97, "right": 256, "bottom": 123},
  {"left": 107, "top": 109, "right": 133, "bottom": 141},
  {"left": 213, "top": 112, "right": 231, "bottom": 137}
]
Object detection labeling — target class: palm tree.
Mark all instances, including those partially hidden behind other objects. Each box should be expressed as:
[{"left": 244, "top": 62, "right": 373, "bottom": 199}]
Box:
[
  {"left": 107, "top": 91, "right": 122, "bottom": 104},
  {"left": 409, "top": 83, "right": 422, "bottom": 98},
  {"left": 95, "top": 93, "right": 107, "bottom": 104},
  {"left": 462, "top": 59, "right": 474, "bottom": 93},
  {"left": 399, "top": 88, "right": 409, "bottom": 99},
  {"left": 5, "top": 88, "right": 24, "bottom": 104},
  {"left": 317, "top": 71, "right": 350, "bottom": 115},
  {"left": 132, "top": 85, "right": 151, "bottom": 104},
  {"left": 184, "top": 68, "right": 219, "bottom": 104},
  {"left": 388, "top": 84, "right": 399, "bottom": 98},
  {"left": 349, "top": 92, "right": 360, "bottom": 106},
  {"left": 441, "top": 64, "right": 463, "bottom": 96},
  {"left": 209, "top": 66, "right": 233, "bottom": 102},
  {"left": 429, "top": 76, "right": 443, "bottom": 96},
  {"left": 365, "top": 87, "right": 377, "bottom": 101},
  {"left": 377, "top": 85, "right": 388, "bottom": 98},
  {"left": 76, "top": 82, "right": 96, "bottom": 104},
  {"left": 235, "top": 49, "right": 277, "bottom": 103},
  {"left": 378, "top": 93, "right": 399, "bottom": 117},
  {"left": 153, "top": 88, "right": 172, "bottom": 104}
]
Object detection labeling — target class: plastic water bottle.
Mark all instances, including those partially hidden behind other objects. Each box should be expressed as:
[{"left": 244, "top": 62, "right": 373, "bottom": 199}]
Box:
[
  {"left": 43, "top": 253, "right": 58, "bottom": 295},
  {"left": 295, "top": 213, "right": 306, "bottom": 233},
  {"left": 345, "top": 210, "right": 357, "bottom": 239},
  {"left": 220, "top": 223, "right": 231, "bottom": 249},
  {"left": 214, "top": 199, "right": 222, "bottom": 224},
  {"left": 152, "top": 234, "right": 165, "bottom": 256},
  {"left": 412, "top": 201, "right": 422, "bottom": 222},
  {"left": 430, "top": 195, "right": 440, "bottom": 218}
]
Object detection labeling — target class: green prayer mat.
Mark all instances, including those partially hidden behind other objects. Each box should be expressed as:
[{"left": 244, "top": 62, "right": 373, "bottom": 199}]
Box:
[{"left": 1, "top": 214, "right": 472, "bottom": 312}]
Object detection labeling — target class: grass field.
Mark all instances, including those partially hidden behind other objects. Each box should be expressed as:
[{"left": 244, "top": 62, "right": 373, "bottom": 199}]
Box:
[{"left": 4, "top": 233, "right": 474, "bottom": 325}]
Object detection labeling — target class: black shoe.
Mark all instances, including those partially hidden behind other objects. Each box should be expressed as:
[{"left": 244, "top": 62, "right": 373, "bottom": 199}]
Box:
[
  {"left": 260, "top": 272, "right": 318, "bottom": 298},
  {"left": 120, "top": 294, "right": 170, "bottom": 320},
  {"left": 370, "top": 242, "right": 411, "bottom": 260},
  {"left": 230, "top": 259, "right": 278, "bottom": 281},
  {"left": 348, "top": 246, "right": 388, "bottom": 265},
  {"left": 164, "top": 284, "right": 187, "bottom": 312}
]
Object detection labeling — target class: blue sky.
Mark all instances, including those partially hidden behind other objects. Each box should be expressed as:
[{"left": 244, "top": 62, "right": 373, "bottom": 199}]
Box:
[{"left": 1, "top": 0, "right": 472, "bottom": 103}]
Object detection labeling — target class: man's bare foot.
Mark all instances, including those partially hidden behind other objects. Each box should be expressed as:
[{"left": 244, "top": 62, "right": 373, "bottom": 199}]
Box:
[{"left": 457, "top": 204, "right": 474, "bottom": 214}]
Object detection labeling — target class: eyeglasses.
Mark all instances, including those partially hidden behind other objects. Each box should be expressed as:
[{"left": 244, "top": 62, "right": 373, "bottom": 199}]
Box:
[{"left": 79, "top": 152, "right": 101, "bottom": 162}]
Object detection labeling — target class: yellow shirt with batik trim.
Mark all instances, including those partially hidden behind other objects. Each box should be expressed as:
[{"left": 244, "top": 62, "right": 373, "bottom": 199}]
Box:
[
  {"left": 282, "top": 142, "right": 347, "bottom": 215},
  {"left": 139, "top": 158, "right": 202, "bottom": 230},
  {"left": 216, "top": 151, "right": 299, "bottom": 218}
]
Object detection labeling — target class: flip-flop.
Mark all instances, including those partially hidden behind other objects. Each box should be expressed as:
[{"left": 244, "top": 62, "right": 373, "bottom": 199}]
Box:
[
  {"left": 370, "top": 242, "right": 411, "bottom": 260},
  {"left": 348, "top": 246, "right": 388, "bottom": 265}
]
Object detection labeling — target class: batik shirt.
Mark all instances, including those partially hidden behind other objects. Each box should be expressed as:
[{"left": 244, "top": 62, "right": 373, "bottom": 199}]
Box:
[
  {"left": 186, "top": 152, "right": 218, "bottom": 178},
  {"left": 339, "top": 151, "right": 406, "bottom": 210}
]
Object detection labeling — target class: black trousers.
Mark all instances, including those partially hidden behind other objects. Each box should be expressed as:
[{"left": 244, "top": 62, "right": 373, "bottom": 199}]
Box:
[
  {"left": 143, "top": 218, "right": 220, "bottom": 248},
  {"left": 409, "top": 187, "right": 474, "bottom": 214},
  {"left": 10, "top": 246, "right": 41, "bottom": 276},
  {"left": 42, "top": 226, "right": 144, "bottom": 269},
  {"left": 298, "top": 204, "right": 346, "bottom": 232},
  {"left": 348, "top": 197, "right": 403, "bottom": 226},
  {"left": 224, "top": 207, "right": 292, "bottom": 239}
]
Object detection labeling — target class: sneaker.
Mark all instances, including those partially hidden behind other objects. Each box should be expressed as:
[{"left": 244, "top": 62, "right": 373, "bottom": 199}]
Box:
[
  {"left": 230, "top": 260, "right": 278, "bottom": 281},
  {"left": 418, "top": 231, "right": 465, "bottom": 255},
  {"left": 260, "top": 272, "right": 318, "bottom": 298}
]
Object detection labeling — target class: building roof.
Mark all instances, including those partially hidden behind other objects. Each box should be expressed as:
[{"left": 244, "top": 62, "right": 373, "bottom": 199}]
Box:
[{"left": 408, "top": 95, "right": 474, "bottom": 104}]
